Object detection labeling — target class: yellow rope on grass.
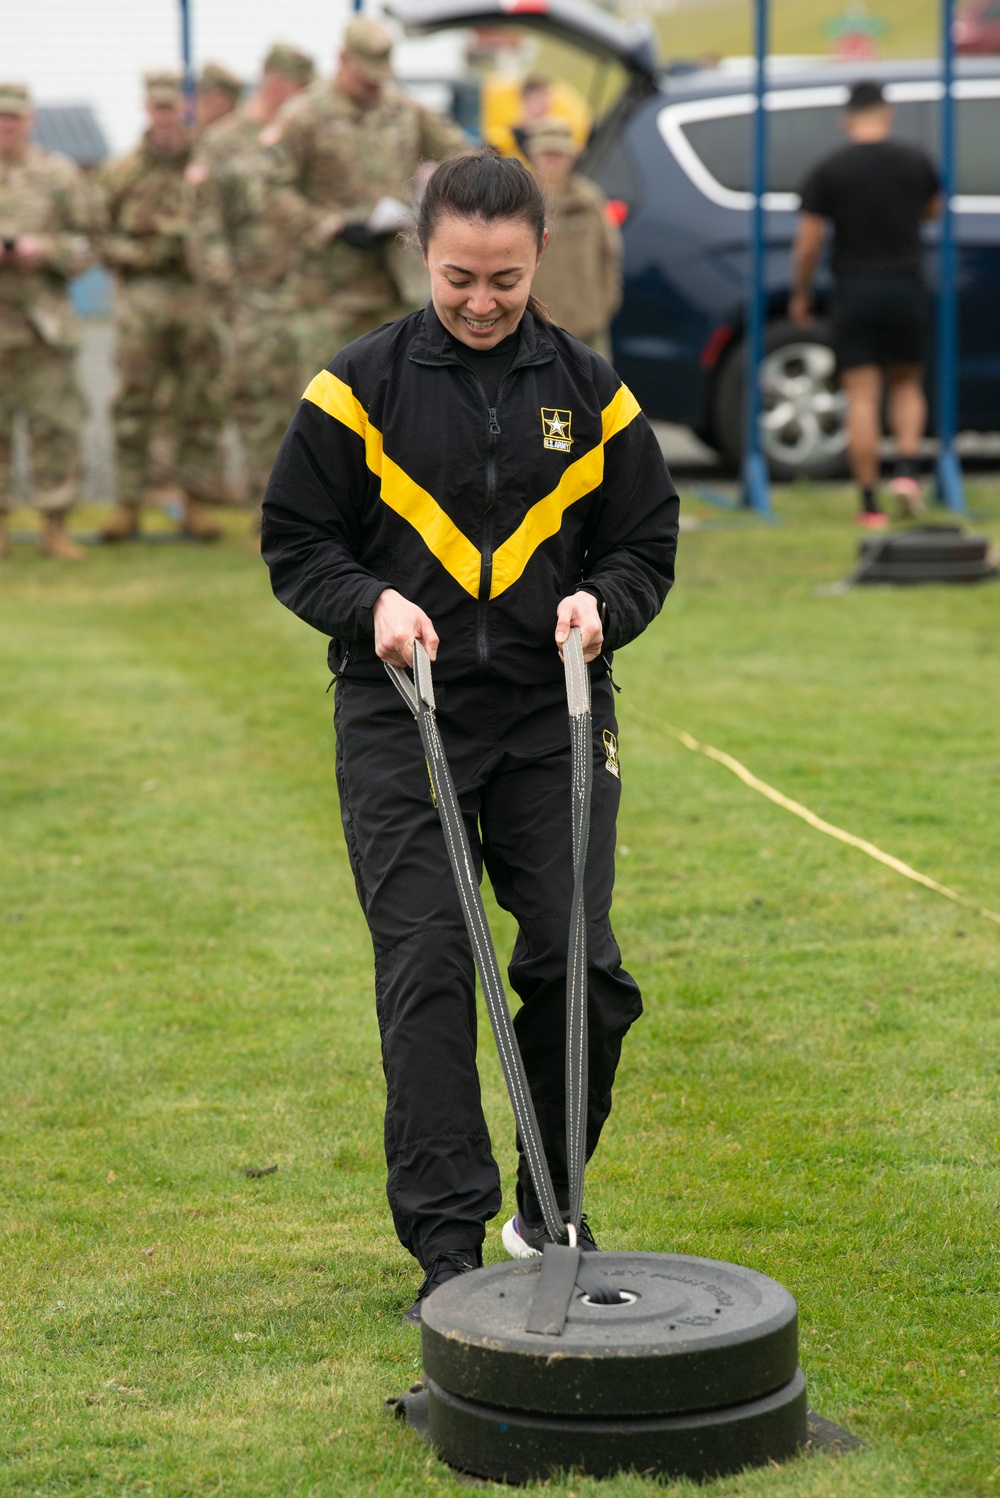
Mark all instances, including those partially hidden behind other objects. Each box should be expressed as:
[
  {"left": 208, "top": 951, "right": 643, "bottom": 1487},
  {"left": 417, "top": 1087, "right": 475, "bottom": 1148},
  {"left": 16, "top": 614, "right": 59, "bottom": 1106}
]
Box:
[{"left": 624, "top": 704, "right": 1000, "bottom": 930}]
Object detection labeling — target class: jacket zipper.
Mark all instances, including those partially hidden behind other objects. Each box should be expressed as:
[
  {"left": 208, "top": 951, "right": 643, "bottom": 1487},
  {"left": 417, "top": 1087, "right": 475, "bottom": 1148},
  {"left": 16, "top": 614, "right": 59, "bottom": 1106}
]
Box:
[
  {"left": 474, "top": 361, "right": 537, "bottom": 670},
  {"left": 409, "top": 349, "right": 545, "bottom": 672},
  {"left": 478, "top": 403, "right": 501, "bottom": 670},
  {"left": 441, "top": 364, "right": 504, "bottom": 672}
]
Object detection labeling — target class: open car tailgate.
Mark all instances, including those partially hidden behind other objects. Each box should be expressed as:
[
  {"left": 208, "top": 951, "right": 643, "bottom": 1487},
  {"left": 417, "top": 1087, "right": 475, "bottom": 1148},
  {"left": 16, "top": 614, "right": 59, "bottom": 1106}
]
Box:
[{"left": 384, "top": 0, "right": 659, "bottom": 84}]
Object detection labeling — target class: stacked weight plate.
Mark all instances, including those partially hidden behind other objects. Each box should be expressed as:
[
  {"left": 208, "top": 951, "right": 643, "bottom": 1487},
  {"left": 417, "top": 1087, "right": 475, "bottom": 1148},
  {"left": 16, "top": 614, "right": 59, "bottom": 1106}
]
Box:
[
  {"left": 857, "top": 525, "right": 998, "bottom": 585},
  {"left": 422, "top": 1252, "right": 808, "bottom": 1484}
]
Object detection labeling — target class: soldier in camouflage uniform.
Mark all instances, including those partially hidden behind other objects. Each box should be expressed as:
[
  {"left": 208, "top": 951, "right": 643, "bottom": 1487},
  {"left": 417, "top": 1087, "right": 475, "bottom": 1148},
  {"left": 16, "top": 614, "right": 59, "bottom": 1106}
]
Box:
[
  {"left": 197, "top": 63, "right": 244, "bottom": 135},
  {"left": 272, "top": 17, "right": 467, "bottom": 381},
  {"left": 187, "top": 44, "right": 315, "bottom": 529},
  {"left": 98, "top": 70, "right": 234, "bottom": 541},
  {"left": 0, "top": 83, "right": 104, "bottom": 561}
]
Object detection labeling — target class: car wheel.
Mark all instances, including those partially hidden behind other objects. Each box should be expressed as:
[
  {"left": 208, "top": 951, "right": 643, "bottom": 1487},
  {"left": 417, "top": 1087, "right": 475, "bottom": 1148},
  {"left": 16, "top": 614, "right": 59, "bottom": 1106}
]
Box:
[{"left": 712, "top": 319, "right": 849, "bottom": 480}]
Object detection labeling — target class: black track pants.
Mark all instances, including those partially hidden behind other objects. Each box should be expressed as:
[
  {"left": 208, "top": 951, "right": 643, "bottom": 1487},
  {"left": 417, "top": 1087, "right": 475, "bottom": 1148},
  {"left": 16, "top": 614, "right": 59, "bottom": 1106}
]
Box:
[{"left": 333, "top": 674, "right": 642, "bottom": 1267}]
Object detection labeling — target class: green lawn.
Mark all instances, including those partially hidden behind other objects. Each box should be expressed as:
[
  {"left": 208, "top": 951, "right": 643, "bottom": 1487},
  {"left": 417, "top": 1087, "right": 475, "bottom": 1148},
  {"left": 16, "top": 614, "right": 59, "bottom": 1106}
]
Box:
[
  {"left": 651, "top": 0, "right": 940, "bottom": 65},
  {"left": 1, "top": 484, "right": 998, "bottom": 1497}
]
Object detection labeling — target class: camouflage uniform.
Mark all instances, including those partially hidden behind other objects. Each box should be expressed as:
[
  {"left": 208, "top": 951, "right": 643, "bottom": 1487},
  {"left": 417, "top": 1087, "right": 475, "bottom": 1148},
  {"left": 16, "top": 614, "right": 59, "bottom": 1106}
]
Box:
[
  {"left": 526, "top": 121, "right": 622, "bottom": 361},
  {"left": 0, "top": 87, "right": 103, "bottom": 523},
  {"left": 187, "top": 47, "right": 314, "bottom": 508},
  {"left": 97, "top": 78, "right": 230, "bottom": 528},
  {"left": 273, "top": 21, "right": 467, "bottom": 380}
]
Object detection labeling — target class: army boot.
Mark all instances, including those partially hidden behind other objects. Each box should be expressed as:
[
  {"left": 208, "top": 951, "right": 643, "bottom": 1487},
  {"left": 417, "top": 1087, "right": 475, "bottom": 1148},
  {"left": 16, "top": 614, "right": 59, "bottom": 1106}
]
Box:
[
  {"left": 180, "top": 463, "right": 246, "bottom": 510},
  {"left": 40, "top": 511, "right": 86, "bottom": 562},
  {"left": 101, "top": 502, "right": 141, "bottom": 541},
  {"left": 181, "top": 496, "right": 222, "bottom": 541}
]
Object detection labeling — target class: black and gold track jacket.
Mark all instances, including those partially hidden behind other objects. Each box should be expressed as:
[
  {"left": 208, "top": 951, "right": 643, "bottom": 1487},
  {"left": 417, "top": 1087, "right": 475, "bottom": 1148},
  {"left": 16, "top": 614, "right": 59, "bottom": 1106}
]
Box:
[{"left": 262, "top": 304, "right": 679, "bottom": 685}]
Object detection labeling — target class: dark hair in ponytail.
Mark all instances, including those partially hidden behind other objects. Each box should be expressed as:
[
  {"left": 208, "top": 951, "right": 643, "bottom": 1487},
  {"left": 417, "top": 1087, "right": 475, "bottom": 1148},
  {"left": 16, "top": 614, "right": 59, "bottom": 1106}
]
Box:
[{"left": 417, "top": 147, "right": 552, "bottom": 324}]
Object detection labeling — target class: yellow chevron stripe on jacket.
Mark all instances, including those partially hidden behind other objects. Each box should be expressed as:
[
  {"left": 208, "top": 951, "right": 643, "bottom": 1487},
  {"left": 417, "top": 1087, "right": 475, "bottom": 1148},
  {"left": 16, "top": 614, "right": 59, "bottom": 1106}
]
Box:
[
  {"left": 490, "top": 382, "right": 643, "bottom": 598},
  {"left": 376, "top": 445, "right": 481, "bottom": 596},
  {"left": 303, "top": 370, "right": 367, "bottom": 439},
  {"left": 303, "top": 371, "right": 642, "bottom": 600},
  {"left": 601, "top": 381, "right": 642, "bottom": 445},
  {"left": 304, "top": 371, "right": 481, "bottom": 596}
]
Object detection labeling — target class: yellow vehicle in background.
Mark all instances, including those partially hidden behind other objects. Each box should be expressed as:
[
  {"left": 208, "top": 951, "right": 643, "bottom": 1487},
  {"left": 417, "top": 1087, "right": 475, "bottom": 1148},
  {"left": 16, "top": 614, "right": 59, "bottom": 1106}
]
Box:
[{"left": 480, "top": 72, "right": 591, "bottom": 162}]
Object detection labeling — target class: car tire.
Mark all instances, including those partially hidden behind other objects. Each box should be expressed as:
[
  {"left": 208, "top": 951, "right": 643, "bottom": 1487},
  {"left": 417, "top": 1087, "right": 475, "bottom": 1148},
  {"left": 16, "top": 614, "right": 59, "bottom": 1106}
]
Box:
[{"left": 712, "top": 319, "right": 849, "bottom": 480}]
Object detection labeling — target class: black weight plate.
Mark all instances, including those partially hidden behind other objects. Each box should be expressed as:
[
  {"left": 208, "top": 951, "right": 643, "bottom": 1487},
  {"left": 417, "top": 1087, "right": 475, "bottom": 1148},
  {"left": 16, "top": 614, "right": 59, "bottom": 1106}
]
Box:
[
  {"left": 422, "top": 1253, "right": 799, "bottom": 1417},
  {"left": 857, "top": 531, "right": 998, "bottom": 586},
  {"left": 860, "top": 559, "right": 997, "bottom": 584},
  {"left": 861, "top": 536, "right": 989, "bottom": 562},
  {"left": 427, "top": 1366, "right": 808, "bottom": 1484}
]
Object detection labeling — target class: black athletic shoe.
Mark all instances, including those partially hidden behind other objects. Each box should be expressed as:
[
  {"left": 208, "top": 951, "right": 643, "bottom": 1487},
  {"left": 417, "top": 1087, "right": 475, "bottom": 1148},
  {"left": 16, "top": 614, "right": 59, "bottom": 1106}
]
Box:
[
  {"left": 403, "top": 1249, "right": 480, "bottom": 1327},
  {"left": 501, "top": 1211, "right": 599, "bottom": 1258}
]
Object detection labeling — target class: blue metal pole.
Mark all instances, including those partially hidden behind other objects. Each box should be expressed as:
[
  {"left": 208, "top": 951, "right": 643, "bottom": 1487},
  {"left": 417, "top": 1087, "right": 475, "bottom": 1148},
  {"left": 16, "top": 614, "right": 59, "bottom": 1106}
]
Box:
[
  {"left": 179, "top": 0, "right": 196, "bottom": 126},
  {"left": 741, "top": 0, "right": 772, "bottom": 514},
  {"left": 935, "top": 0, "right": 966, "bottom": 511}
]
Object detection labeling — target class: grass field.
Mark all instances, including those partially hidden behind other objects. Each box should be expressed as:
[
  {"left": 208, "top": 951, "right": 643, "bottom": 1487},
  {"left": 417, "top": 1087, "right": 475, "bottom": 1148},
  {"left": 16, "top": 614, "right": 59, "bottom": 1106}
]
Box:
[
  {"left": 2, "top": 483, "right": 999, "bottom": 1497},
  {"left": 650, "top": 0, "right": 940, "bottom": 65}
]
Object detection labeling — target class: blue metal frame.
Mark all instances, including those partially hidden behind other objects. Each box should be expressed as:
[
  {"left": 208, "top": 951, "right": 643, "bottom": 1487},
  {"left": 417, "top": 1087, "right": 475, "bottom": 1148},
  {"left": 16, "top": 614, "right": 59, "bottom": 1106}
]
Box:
[
  {"left": 741, "top": 0, "right": 773, "bottom": 515},
  {"left": 179, "top": 0, "right": 195, "bottom": 125},
  {"left": 935, "top": 0, "right": 966, "bottom": 511}
]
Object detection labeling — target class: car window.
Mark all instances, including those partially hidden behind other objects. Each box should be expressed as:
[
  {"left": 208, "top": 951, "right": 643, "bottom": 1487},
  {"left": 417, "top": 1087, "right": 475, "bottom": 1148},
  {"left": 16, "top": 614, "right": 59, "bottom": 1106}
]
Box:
[
  {"left": 676, "top": 96, "right": 997, "bottom": 197},
  {"left": 958, "top": 96, "right": 1000, "bottom": 194},
  {"left": 586, "top": 129, "right": 641, "bottom": 207},
  {"left": 678, "top": 106, "right": 846, "bottom": 194}
]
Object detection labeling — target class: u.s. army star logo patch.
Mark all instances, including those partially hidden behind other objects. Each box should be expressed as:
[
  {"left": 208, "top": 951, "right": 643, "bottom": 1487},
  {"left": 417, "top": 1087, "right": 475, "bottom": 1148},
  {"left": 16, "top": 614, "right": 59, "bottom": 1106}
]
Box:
[{"left": 541, "top": 408, "right": 573, "bottom": 452}]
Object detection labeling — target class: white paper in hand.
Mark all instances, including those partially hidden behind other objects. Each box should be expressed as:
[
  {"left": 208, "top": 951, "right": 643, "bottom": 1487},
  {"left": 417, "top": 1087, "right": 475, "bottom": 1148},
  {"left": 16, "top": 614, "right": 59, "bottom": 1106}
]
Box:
[{"left": 366, "top": 195, "right": 413, "bottom": 235}]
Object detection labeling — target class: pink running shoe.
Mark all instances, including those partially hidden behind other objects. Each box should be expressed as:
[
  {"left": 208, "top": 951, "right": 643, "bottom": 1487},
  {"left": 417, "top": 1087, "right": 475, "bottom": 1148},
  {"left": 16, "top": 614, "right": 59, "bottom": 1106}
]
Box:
[
  {"left": 887, "top": 474, "right": 925, "bottom": 518},
  {"left": 857, "top": 510, "right": 890, "bottom": 530}
]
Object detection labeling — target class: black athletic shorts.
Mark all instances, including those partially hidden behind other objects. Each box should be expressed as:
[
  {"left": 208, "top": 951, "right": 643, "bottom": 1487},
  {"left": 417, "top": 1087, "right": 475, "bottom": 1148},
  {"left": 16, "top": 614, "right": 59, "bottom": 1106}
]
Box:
[{"left": 831, "top": 274, "right": 927, "bottom": 371}]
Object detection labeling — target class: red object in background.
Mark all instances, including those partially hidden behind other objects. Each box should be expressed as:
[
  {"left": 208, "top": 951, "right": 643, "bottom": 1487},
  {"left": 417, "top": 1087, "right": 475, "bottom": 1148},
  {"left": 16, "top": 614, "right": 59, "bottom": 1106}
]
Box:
[
  {"left": 502, "top": 0, "right": 549, "bottom": 13},
  {"left": 833, "top": 33, "right": 880, "bottom": 60},
  {"left": 605, "top": 198, "right": 629, "bottom": 227},
  {"left": 955, "top": 0, "right": 1000, "bottom": 53},
  {"left": 699, "top": 322, "right": 734, "bottom": 371}
]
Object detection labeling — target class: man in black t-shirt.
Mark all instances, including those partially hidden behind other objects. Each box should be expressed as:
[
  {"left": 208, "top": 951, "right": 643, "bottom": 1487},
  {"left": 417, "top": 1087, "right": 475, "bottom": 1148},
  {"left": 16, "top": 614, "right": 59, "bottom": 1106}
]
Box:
[{"left": 790, "top": 80, "right": 941, "bottom": 527}]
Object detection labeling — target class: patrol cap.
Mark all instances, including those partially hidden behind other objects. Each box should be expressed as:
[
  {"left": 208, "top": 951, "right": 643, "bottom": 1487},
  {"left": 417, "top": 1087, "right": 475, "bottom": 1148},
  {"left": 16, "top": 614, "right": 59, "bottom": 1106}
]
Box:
[
  {"left": 526, "top": 116, "right": 576, "bottom": 156},
  {"left": 0, "top": 83, "right": 32, "bottom": 116},
  {"left": 263, "top": 42, "right": 315, "bottom": 85},
  {"left": 261, "top": 43, "right": 312, "bottom": 85},
  {"left": 342, "top": 17, "right": 394, "bottom": 81},
  {"left": 199, "top": 62, "right": 243, "bottom": 99},
  {"left": 145, "top": 69, "right": 184, "bottom": 107}
]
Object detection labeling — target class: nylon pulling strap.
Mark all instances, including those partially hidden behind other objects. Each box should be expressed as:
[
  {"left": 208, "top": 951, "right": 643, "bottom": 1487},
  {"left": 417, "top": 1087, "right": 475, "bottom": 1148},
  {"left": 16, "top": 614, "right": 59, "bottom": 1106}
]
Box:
[
  {"left": 562, "top": 628, "right": 592, "bottom": 1234},
  {"left": 387, "top": 630, "right": 622, "bottom": 1328},
  {"left": 385, "top": 639, "right": 566, "bottom": 1248}
]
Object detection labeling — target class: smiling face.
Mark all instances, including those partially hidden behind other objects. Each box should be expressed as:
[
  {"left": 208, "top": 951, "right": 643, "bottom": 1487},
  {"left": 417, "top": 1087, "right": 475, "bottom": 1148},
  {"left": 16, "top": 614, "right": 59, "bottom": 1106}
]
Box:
[{"left": 423, "top": 212, "right": 546, "bottom": 349}]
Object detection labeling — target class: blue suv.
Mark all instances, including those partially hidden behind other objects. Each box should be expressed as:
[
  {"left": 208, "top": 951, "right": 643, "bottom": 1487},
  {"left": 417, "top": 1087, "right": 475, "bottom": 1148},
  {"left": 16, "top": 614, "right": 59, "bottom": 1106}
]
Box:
[{"left": 389, "top": 0, "right": 1000, "bottom": 478}]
